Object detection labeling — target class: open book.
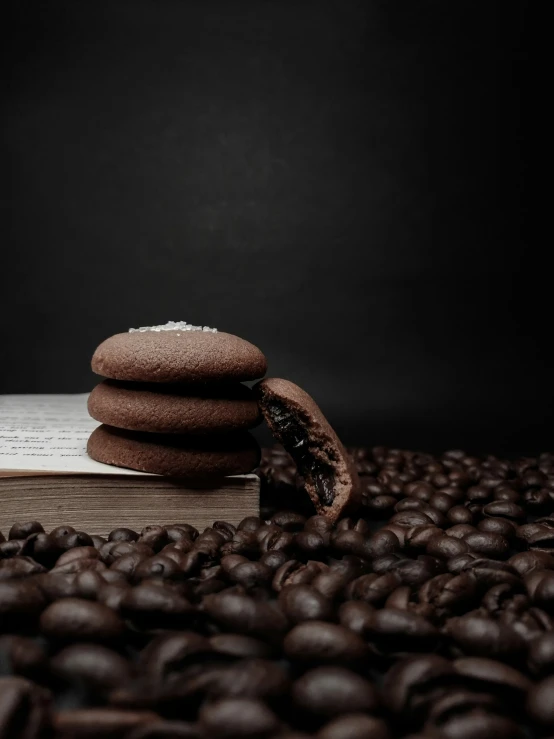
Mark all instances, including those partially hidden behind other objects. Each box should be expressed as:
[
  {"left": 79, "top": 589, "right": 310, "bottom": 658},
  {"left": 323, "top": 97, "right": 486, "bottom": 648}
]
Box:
[{"left": 0, "top": 394, "right": 259, "bottom": 536}]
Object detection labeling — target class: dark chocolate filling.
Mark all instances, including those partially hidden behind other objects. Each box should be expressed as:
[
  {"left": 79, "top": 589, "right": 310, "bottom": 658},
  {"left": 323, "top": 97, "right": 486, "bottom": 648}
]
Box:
[{"left": 266, "top": 401, "right": 336, "bottom": 507}]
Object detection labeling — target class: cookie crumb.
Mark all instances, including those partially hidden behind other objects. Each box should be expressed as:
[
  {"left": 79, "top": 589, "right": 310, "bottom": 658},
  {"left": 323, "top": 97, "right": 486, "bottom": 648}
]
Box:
[{"left": 129, "top": 321, "right": 217, "bottom": 333}]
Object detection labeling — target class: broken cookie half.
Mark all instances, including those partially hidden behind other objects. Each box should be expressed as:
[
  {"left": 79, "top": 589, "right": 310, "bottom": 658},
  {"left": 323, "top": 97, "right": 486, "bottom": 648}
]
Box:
[{"left": 255, "top": 378, "right": 361, "bottom": 522}]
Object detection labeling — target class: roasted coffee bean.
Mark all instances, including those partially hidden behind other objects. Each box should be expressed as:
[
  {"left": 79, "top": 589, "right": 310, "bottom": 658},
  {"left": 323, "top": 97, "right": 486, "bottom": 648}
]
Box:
[
  {"left": 121, "top": 582, "right": 193, "bottom": 629},
  {"left": 338, "top": 601, "right": 375, "bottom": 637},
  {"left": 426, "top": 535, "right": 469, "bottom": 559},
  {"left": 364, "top": 495, "right": 397, "bottom": 516},
  {"left": 8, "top": 521, "right": 44, "bottom": 540},
  {"left": 184, "top": 659, "right": 290, "bottom": 703},
  {"left": 395, "top": 557, "right": 444, "bottom": 587},
  {"left": 52, "top": 708, "right": 159, "bottom": 739},
  {"left": 278, "top": 585, "right": 334, "bottom": 624},
  {"left": 419, "top": 573, "right": 477, "bottom": 613},
  {"left": 445, "top": 525, "right": 477, "bottom": 540},
  {"left": 0, "top": 676, "right": 51, "bottom": 739},
  {"left": 0, "top": 635, "right": 48, "bottom": 681},
  {"left": 526, "top": 675, "right": 554, "bottom": 729},
  {"left": 238, "top": 517, "right": 263, "bottom": 532},
  {"left": 404, "top": 525, "right": 442, "bottom": 551},
  {"left": 202, "top": 591, "right": 287, "bottom": 641},
  {"left": 363, "top": 609, "right": 439, "bottom": 652},
  {"left": 345, "top": 573, "right": 400, "bottom": 604},
  {"left": 447, "top": 507, "right": 473, "bottom": 525},
  {"left": 108, "top": 527, "right": 139, "bottom": 543},
  {"left": 431, "top": 710, "right": 524, "bottom": 739},
  {"left": 452, "top": 656, "right": 531, "bottom": 695},
  {"left": 56, "top": 546, "right": 100, "bottom": 566},
  {"left": 284, "top": 621, "right": 368, "bottom": 665},
  {"left": 198, "top": 697, "right": 280, "bottom": 738},
  {"left": 228, "top": 562, "right": 273, "bottom": 589},
  {"left": 40, "top": 598, "right": 125, "bottom": 642},
  {"left": 272, "top": 560, "right": 328, "bottom": 591},
  {"left": 270, "top": 511, "right": 306, "bottom": 531},
  {"left": 382, "top": 654, "right": 454, "bottom": 713},
  {"left": 134, "top": 555, "right": 184, "bottom": 583},
  {"left": 258, "top": 551, "right": 289, "bottom": 572},
  {"left": 424, "top": 689, "right": 501, "bottom": 726},
  {"left": 462, "top": 559, "right": 521, "bottom": 589},
  {"left": 0, "top": 580, "right": 47, "bottom": 628},
  {"left": 0, "top": 539, "right": 25, "bottom": 558},
  {"left": 139, "top": 631, "right": 213, "bottom": 679},
  {"left": 295, "top": 531, "right": 326, "bottom": 557},
  {"left": 220, "top": 555, "right": 250, "bottom": 574},
  {"left": 447, "top": 615, "right": 526, "bottom": 661},
  {"left": 292, "top": 667, "right": 378, "bottom": 718},
  {"left": 209, "top": 634, "right": 273, "bottom": 660},
  {"left": 482, "top": 501, "right": 525, "bottom": 521},
  {"left": 126, "top": 720, "right": 201, "bottom": 738},
  {"left": 311, "top": 571, "right": 350, "bottom": 601},
  {"left": 316, "top": 714, "right": 391, "bottom": 739},
  {"left": 528, "top": 632, "right": 554, "bottom": 676},
  {"left": 51, "top": 643, "right": 133, "bottom": 694},
  {"left": 463, "top": 532, "right": 510, "bottom": 559},
  {"left": 303, "top": 516, "right": 334, "bottom": 539},
  {"left": 370, "top": 554, "right": 404, "bottom": 574},
  {"left": 0, "top": 556, "right": 46, "bottom": 580},
  {"left": 58, "top": 531, "right": 95, "bottom": 550},
  {"left": 477, "top": 517, "right": 517, "bottom": 539},
  {"left": 385, "top": 585, "right": 412, "bottom": 610}
]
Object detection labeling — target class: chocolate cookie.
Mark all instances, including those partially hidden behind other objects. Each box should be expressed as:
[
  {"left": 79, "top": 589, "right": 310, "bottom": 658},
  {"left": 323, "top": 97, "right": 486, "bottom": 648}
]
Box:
[
  {"left": 87, "top": 425, "right": 261, "bottom": 478},
  {"left": 88, "top": 380, "right": 261, "bottom": 434},
  {"left": 255, "top": 378, "right": 360, "bottom": 521},
  {"left": 92, "top": 325, "right": 267, "bottom": 383}
]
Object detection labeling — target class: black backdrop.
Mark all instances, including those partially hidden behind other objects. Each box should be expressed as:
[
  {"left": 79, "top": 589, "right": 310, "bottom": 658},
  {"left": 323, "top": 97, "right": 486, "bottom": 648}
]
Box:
[{"left": 1, "top": 1, "right": 538, "bottom": 454}]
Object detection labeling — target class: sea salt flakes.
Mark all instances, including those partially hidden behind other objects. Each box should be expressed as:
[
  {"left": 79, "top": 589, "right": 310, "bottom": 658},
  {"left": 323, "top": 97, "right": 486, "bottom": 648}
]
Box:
[{"left": 129, "top": 321, "right": 217, "bottom": 333}]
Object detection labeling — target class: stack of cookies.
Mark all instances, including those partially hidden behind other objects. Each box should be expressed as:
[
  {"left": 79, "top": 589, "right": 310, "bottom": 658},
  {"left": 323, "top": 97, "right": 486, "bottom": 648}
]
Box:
[{"left": 87, "top": 322, "right": 267, "bottom": 480}]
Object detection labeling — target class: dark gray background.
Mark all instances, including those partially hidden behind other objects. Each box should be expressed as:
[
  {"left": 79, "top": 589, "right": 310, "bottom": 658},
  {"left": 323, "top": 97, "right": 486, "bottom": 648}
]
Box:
[{"left": 1, "top": 1, "right": 538, "bottom": 454}]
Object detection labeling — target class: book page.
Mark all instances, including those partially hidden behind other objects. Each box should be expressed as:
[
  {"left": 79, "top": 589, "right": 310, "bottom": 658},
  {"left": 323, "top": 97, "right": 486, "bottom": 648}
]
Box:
[{"left": 0, "top": 394, "right": 149, "bottom": 475}]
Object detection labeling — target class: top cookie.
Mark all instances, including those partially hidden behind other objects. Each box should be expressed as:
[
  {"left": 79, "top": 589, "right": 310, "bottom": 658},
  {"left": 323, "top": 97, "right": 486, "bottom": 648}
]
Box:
[
  {"left": 255, "top": 377, "right": 361, "bottom": 522},
  {"left": 92, "top": 328, "right": 267, "bottom": 383}
]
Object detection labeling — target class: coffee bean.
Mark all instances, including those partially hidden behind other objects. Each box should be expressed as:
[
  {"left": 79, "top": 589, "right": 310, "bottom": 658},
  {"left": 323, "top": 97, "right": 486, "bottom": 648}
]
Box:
[
  {"left": 121, "top": 582, "right": 193, "bottom": 629},
  {"left": 371, "top": 554, "right": 404, "bottom": 574},
  {"left": 278, "top": 585, "right": 334, "bottom": 624},
  {"left": 528, "top": 632, "right": 554, "bottom": 676},
  {"left": 463, "top": 532, "right": 510, "bottom": 559},
  {"left": 209, "top": 634, "right": 273, "bottom": 660},
  {"left": 53, "top": 708, "right": 159, "bottom": 739},
  {"left": 198, "top": 697, "right": 280, "bottom": 738},
  {"left": 363, "top": 609, "right": 439, "bottom": 652},
  {"left": 0, "top": 556, "right": 46, "bottom": 580},
  {"left": 8, "top": 522, "right": 44, "bottom": 540},
  {"left": 363, "top": 530, "right": 399, "bottom": 558},
  {"left": 432, "top": 710, "right": 524, "bottom": 739},
  {"left": 526, "top": 676, "right": 554, "bottom": 728},
  {"left": 51, "top": 643, "right": 133, "bottom": 694},
  {"left": 405, "top": 526, "right": 442, "bottom": 551},
  {"left": 447, "top": 614, "right": 526, "bottom": 661},
  {"left": 40, "top": 598, "right": 125, "bottom": 642},
  {"left": 426, "top": 535, "right": 469, "bottom": 559},
  {"left": 0, "top": 676, "right": 51, "bottom": 739},
  {"left": 273, "top": 560, "right": 328, "bottom": 592},
  {"left": 284, "top": 621, "right": 368, "bottom": 666},
  {"left": 292, "top": 667, "right": 378, "bottom": 718},
  {"left": 447, "top": 507, "right": 473, "bottom": 525},
  {"left": 0, "top": 635, "right": 48, "bottom": 681},
  {"left": 446, "top": 525, "right": 477, "bottom": 540},
  {"left": 316, "top": 714, "right": 391, "bottom": 739},
  {"left": 228, "top": 562, "right": 273, "bottom": 589},
  {"left": 126, "top": 720, "right": 201, "bottom": 738},
  {"left": 382, "top": 654, "right": 454, "bottom": 713},
  {"left": 338, "top": 601, "right": 375, "bottom": 637},
  {"left": 395, "top": 557, "right": 444, "bottom": 587},
  {"left": 462, "top": 559, "right": 521, "bottom": 589},
  {"left": 345, "top": 573, "right": 400, "bottom": 604},
  {"left": 0, "top": 580, "right": 47, "bottom": 629},
  {"left": 453, "top": 656, "right": 531, "bottom": 695},
  {"left": 482, "top": 501, "right": 525, "bottom": 521},
  {"left": 202, "top": 591, "right": 287, "bottom": 642},
  {"left": 139, "top": 631, "right": 213, "bottom": 679}
]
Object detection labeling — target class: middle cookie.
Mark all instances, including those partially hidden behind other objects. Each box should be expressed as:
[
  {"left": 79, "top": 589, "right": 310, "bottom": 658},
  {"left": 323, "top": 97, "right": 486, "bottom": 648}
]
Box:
[{"left": 88, "top": 380, "right": 261, "bottom": 434}]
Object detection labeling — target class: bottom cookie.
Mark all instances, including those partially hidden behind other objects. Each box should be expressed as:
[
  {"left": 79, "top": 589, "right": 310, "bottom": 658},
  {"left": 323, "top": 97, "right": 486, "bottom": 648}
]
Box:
[{"left": 87, "top": 425, "right": 261, "bottom": 478}]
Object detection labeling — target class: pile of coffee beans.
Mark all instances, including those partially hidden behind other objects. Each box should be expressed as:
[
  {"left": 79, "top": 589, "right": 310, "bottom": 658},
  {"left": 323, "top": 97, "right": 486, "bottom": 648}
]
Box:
[{"left": 1, "top": 445, "right": 554, "bottom": 738}]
